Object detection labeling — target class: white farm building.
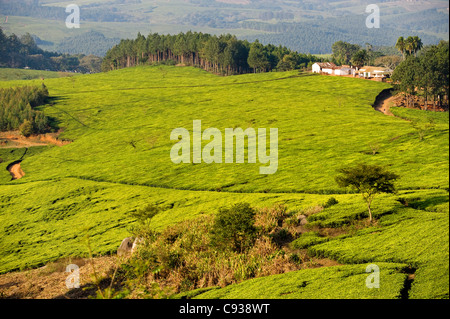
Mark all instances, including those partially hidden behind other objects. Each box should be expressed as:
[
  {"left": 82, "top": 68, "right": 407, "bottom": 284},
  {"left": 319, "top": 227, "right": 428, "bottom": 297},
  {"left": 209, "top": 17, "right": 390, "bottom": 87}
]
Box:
[
  {"left": 312, "top": 63, "right": 356, "bottom": 76},
  {"left": 312, "top": 62, "right": 338, "bottom": 74}
]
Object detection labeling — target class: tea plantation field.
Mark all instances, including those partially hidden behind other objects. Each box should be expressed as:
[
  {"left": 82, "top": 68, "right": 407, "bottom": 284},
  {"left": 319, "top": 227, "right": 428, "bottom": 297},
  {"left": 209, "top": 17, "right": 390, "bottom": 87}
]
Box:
[{"left": 0, "top": 66, "right": 448, "bottom": 298}]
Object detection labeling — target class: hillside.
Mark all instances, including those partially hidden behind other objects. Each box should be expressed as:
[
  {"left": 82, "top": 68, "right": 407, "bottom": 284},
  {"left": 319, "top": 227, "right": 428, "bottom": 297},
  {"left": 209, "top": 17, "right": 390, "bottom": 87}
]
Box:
[
  {"left": 0, "top": 68, "right": 74, "bottom": 81},
  {"left": 0, "top": 65, "right": 448, "bottom": 299},
  {"left": 0, "top": 0, "right": 448, "bottom": 55}
]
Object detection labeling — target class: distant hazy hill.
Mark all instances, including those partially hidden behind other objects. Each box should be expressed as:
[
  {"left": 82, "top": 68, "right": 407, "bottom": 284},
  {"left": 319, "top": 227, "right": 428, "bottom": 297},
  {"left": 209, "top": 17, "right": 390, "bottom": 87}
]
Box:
[
  {"left": 239, "top": 14, "right": 445, "bottom": 54},
  {"left": 55, "top": 31, "right": 121, "bottom": 57},
  {"left": 1, "top": 0, "right": 448, "bottom": 55}
]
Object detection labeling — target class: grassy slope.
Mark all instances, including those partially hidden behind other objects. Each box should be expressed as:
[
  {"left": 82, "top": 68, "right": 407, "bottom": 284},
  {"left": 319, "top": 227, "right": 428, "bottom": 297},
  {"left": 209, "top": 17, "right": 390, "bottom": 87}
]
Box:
[
  {"left": 0, "top": 66, "right": 448, "bottom": 298},
  {"left": 190, "top": 263, "right": 409, "bottom": 299},
  {"left": 0, "top": 68, "right": 74, "bottom": 81},
  {"left": 309, "top": 209, "right": 449, "bottom": 299},
  {"left": 0, "top": 66, "right": 447, "bottom": 192}
]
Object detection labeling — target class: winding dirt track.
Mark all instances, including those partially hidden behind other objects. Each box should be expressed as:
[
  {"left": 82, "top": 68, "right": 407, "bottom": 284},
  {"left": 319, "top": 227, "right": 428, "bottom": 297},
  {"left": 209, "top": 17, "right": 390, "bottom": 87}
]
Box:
[
  {"left": 7, "top": 161, "right": 25, "bottom": 180},
  {"left": 1, "top": 131, "right": 72, "bottom": 181},
  {"left": 373, "top": 89, "right": 395, "bottom": 116}
]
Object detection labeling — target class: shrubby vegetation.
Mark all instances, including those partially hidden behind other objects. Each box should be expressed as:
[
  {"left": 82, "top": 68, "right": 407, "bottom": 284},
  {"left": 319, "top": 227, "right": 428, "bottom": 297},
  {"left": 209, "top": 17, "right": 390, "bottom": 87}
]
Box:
[
  {"left": 102, "top": 32, "right": 322, "bottom": 74},
  {"left": 210, "top": 203, "right": 257, "bottom": 252},
  {"left": 80, "top": 190, "right": 447, "bottom": 299},
  {"left": 0, "top": 85, "right": 51, "bottom": 135},
  {"left": 114, "top": 203, "right": 312, "bottom": 296}
]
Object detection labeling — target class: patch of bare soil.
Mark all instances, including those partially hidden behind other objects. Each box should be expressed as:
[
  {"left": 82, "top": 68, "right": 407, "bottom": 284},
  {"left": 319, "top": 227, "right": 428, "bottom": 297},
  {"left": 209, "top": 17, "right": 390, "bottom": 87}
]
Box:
[
  {"left": 0, "top": 256, "right": 118, "bottom": 299},
  {"left": 0, "top": 130, "right": 72, "bottom": 149},
  {"left": 6, "top": 161, "right": 25, "bottom": 180}
]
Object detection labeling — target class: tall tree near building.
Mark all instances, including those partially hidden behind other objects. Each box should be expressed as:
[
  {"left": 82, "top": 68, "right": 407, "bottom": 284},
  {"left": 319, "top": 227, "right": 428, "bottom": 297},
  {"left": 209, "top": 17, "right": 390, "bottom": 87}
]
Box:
[{"left": 396, "top": 36, "right": 406, "bottom": 60}]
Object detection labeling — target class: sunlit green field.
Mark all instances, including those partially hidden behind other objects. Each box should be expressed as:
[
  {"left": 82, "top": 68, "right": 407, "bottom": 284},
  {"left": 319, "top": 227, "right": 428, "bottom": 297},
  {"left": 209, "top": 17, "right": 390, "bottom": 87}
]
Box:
[
  {"left": 0, "top": 65, "right": 448, "bottom": 298},
  {"left": 190, "top": 263, "right": 410, "bottom": 299},
  {"left": 0, "top": 66, "right": 447, "bottom": 191}
]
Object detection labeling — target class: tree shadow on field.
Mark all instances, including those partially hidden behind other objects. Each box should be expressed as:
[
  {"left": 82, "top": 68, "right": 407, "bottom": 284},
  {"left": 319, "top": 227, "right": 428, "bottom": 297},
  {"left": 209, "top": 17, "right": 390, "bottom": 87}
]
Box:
[
  {"left": 45, "top": 96, "right": 93, "bottom": 129},
  {"left": 397, "top": 195, "right": 449, "bottom": 212},
  {"left": 42, "top": 96, "right": 68, "bottom": 132}
]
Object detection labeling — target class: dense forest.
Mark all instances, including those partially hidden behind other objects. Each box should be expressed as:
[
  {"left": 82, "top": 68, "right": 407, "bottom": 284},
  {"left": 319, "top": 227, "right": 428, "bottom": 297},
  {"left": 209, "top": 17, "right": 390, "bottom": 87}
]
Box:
[
  {"left": 0, "top": 85, "right": 51, "bottom": 136},
  {"left": 0, "top": 28, "right": 102, "bottom": 73},
  {"left": 101, "top": 32, "right": 322, "bottom": 75},
  {"left": 392, "top": 40, "right": 449, "bottom": 111}
]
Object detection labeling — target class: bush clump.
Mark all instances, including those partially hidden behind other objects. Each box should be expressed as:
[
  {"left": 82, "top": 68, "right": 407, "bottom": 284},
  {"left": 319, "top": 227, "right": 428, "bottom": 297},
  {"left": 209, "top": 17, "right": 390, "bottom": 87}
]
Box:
[
  {"left": 324, "top": 197, "right": 339, "bottom": 208},
  {"left": 210, "top": 202, "right": 257, "bottom": 253}
]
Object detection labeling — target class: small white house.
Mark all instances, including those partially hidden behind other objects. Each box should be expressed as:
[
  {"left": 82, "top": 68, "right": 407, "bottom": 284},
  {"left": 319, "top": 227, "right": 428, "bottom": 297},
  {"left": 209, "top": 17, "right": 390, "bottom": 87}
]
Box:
[
  {"left": 357, "top": 66, "right": 389, "bottom": 78},
  {"left": 312, "top": 62, "right": 338, "bottom": 74},
  {"left": 312, "top": 63, "right": 321, "bottom": 73}
]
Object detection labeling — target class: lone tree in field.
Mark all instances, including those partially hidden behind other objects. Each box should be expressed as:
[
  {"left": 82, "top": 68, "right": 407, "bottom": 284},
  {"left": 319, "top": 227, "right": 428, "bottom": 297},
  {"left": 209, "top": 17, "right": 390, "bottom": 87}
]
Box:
[{"left": 335, "top": 164, "right": 399, "bottom": 223}]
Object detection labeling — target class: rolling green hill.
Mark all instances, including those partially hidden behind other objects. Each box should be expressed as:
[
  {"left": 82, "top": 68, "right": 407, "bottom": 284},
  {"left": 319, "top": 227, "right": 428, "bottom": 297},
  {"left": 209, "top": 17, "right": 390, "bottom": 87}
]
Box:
[{"left": 0, "top": 65, "right": 448, "bottom": 298}]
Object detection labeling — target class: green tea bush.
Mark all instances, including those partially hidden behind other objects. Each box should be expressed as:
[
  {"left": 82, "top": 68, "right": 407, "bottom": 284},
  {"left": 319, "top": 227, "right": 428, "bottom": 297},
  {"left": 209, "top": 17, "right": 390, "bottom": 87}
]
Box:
[
  {"left": 210, "top": 203, "right": 257, "bottom": 253},
  {"left": 324, "top": 197, "right": 339, "bottom": 208},
  {"left": 290, "top": 232, "right": 329, "bottom": 249}
]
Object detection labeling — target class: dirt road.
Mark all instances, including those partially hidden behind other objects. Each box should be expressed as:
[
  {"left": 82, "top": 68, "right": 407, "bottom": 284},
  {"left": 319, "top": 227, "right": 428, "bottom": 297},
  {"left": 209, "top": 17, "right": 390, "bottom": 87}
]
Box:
[
  {"left": 0, "top": 131, "right": 71, "bottom": 149},
  {"left": 373, "top": 89, "right": 395, "bottom": 116},
  {"left": 7, "top": 161, "right": 25, "bottom": 180}
]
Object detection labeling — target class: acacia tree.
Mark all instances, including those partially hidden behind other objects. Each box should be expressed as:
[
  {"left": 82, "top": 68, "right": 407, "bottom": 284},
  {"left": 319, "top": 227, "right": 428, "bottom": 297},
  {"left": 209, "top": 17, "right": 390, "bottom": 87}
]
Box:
[{"left": 335, "top": 164, "right": 399, "bottom": 223}]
